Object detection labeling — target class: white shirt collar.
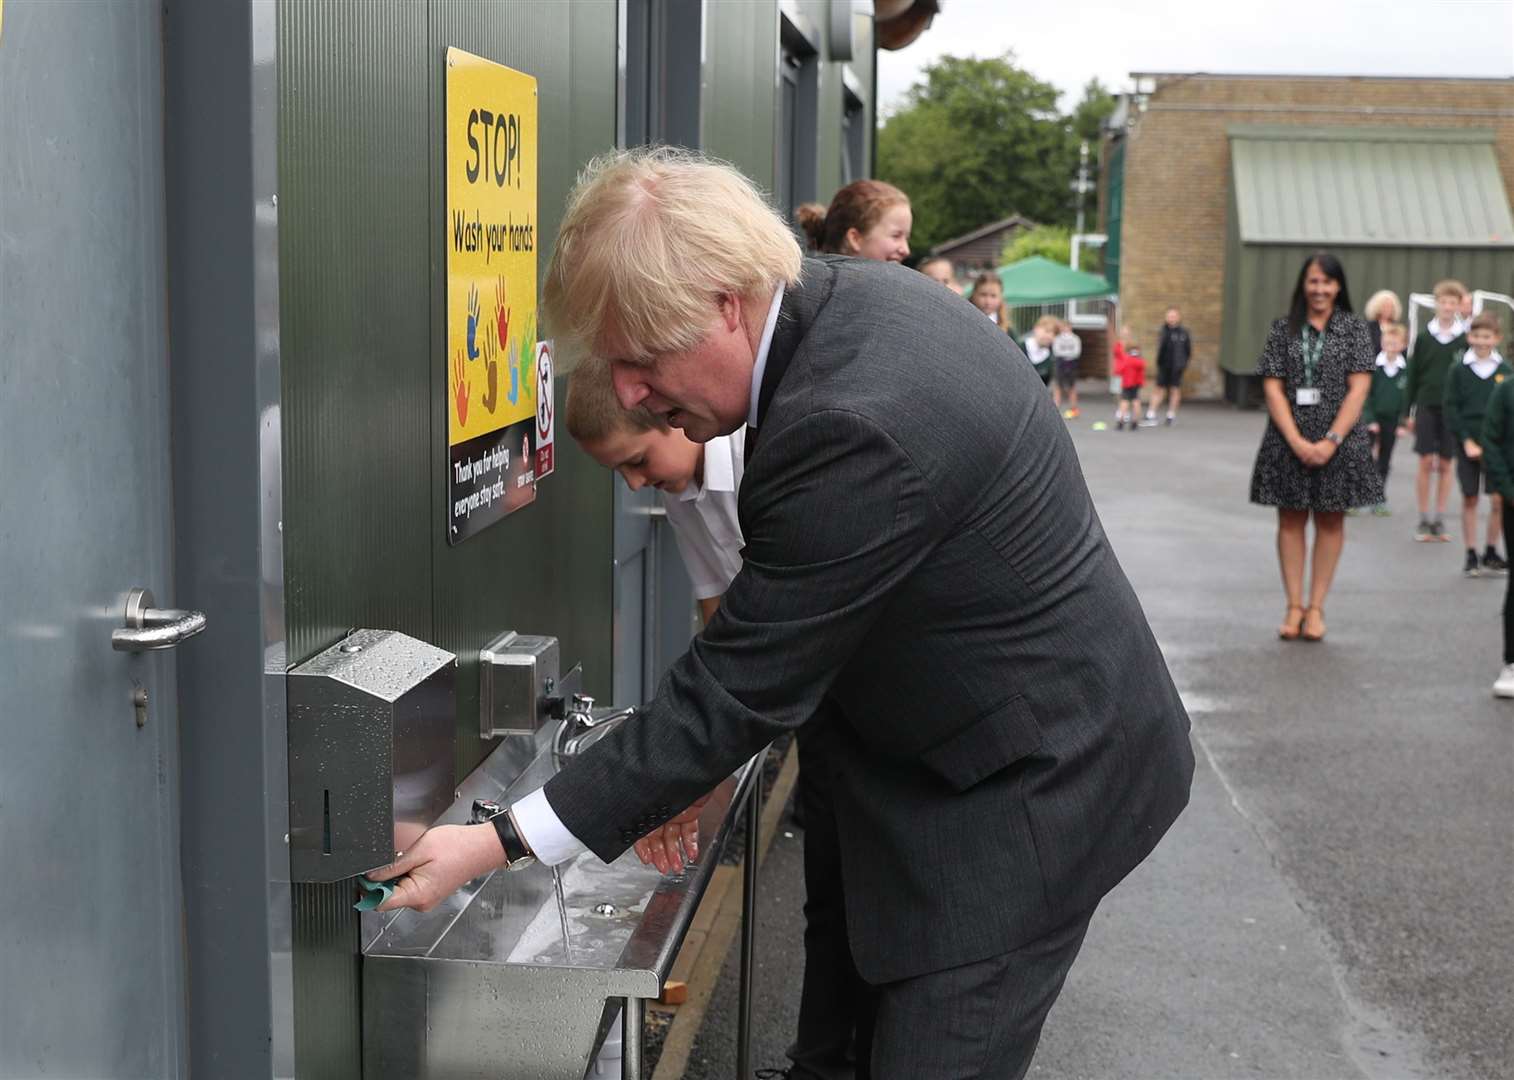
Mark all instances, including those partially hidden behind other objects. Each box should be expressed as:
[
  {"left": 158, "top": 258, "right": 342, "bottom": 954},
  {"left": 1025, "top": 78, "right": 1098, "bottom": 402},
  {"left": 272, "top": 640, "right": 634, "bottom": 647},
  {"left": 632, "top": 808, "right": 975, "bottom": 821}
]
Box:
[
  {"left": 1430, "top": 316, "right": 1466, "bottom": 344},
  {"left": 747, "top": 285, "right": 786, "bottom": 429},
  {"left": 1376, "top": 351, "right": 1407, "bottom": 376},
  {"left": 679, "top": 430, "right": 742, "bottom": 502},
  {"left": 1467, "top": 351, "right": 1504, "bottom": 379}
]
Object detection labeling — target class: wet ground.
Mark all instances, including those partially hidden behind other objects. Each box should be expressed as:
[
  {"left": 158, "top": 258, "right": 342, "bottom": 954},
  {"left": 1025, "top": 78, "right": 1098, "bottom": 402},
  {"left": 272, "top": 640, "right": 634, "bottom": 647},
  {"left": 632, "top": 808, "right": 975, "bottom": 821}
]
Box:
[{"left": 681, "top": 398, "right": 1513, "bottom": 1080}]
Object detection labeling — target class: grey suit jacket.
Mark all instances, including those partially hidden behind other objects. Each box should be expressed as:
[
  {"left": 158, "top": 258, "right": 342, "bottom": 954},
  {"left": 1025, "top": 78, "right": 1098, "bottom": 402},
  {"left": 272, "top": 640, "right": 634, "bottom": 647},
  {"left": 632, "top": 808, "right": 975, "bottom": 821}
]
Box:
[{"left": 547, "top": 256, "right": 1194, "bottom": 983}]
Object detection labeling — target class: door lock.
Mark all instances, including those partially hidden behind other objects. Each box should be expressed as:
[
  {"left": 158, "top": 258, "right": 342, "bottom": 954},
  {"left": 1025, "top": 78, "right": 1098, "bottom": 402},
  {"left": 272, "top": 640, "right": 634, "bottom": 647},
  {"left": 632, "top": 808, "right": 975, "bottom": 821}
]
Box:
[{"left": 112, "top": 588, "right": 208, "bottom": 652}]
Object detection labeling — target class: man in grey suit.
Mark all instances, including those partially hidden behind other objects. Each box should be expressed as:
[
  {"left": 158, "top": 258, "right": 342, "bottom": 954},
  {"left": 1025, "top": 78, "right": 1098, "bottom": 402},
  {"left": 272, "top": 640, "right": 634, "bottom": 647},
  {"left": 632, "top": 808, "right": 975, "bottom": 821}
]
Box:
[{"left": 377, "top": 149, "right": 1194, "bottom": 1077}]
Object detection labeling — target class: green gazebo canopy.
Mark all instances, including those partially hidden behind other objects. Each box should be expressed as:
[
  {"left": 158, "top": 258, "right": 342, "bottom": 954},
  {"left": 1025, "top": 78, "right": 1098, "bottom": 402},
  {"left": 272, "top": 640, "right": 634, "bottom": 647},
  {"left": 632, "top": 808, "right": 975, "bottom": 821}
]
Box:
[{"left": 994, "top": 256, "right": 1114, "bottom": 304}]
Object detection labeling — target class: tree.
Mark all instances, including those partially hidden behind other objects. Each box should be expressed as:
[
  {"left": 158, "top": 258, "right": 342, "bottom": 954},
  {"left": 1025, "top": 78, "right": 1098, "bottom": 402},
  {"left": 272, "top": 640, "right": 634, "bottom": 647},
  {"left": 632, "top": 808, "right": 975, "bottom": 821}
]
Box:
[
  {"left": 878, "top": 54, "right": 1078, "bottom": 255},
  {"left": 1068, "top": 78, "right": 1117, "bottom": 202},
  {"left": 1069, "top": 78, "right": 1116, "bottom": 146},
  {"left": 1001, "top": 225, "right": 1100, "bottom": 272}
]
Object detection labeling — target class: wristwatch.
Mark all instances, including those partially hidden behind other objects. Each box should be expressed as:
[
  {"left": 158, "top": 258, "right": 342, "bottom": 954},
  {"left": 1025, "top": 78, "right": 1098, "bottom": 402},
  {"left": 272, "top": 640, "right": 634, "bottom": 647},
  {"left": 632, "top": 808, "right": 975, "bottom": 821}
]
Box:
[
  {"left": 1324, "top": 430, "right": 1343, "bottom": 446},
  {"left": 474, "top": 799, "right": 538, "bottom": 871}
]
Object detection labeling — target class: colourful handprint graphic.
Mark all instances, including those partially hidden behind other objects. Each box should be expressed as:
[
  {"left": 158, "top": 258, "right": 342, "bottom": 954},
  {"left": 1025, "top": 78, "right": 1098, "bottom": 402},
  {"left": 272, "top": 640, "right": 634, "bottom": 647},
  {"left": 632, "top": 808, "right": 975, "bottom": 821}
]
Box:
[
  {"left": 481, "top": 334, "right": 500, "bottom": 414},
  {"left": 466, "top": 284, "right": 482, "bottom": 361},
  {"left": 452, "top": 349, "right": 470, "bottom": 426},
  {"left": 495, "top": 276, "right": 510, "bottom": 350}
]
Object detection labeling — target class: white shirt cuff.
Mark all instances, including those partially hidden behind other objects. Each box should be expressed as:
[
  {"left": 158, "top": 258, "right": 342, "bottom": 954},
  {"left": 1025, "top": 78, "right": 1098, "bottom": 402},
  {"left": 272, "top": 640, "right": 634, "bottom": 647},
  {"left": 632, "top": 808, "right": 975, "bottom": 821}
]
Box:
[{"left": 510, "top": 786, "right": 588, "bottom": 867}]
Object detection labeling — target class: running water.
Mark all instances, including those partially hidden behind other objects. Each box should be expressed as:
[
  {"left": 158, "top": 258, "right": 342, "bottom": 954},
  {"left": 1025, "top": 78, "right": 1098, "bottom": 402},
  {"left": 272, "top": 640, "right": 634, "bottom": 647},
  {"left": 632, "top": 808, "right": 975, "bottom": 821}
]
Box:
[{"left": 551, "top": 864, "right": 573, "bottom": 960}]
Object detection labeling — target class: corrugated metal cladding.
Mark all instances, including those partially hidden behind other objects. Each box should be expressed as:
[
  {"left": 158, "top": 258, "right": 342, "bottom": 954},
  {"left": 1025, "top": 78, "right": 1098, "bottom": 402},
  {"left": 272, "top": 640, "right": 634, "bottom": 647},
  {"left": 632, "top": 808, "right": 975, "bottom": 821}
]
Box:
[
  {"left": 276, "top": 0, "right": 874, "bottom": 1074},
  {"left": 1229, "top": 126, "right": 1514, "bottom": 247},
  {"left": 1219, "top": 213, "right": 1514, "bottom": 378},
  {"left": 278, "top": 1, "right": 615, "bottom": 1072}
]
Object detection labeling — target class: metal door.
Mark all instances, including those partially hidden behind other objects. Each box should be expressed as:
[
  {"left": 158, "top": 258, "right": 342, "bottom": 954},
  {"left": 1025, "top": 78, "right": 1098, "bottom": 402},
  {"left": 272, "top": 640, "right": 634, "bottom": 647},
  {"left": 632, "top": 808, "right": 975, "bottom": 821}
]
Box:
[
  {"left": 0, "top": 2, "right": 188, "bottom": 1075},
  {"left": 613, "top": 485, "right": 698, "bottom": 706},
  {"left": 612, "top": 0, "right": 700, "bottom": 707}
]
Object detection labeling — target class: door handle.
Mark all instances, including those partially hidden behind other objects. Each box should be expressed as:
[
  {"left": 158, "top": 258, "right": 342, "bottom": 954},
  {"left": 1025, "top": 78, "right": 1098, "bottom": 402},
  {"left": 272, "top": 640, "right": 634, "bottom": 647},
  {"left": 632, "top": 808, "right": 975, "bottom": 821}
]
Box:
[{"left": 112, "top": 587, "right": 208, "bottom": 652}]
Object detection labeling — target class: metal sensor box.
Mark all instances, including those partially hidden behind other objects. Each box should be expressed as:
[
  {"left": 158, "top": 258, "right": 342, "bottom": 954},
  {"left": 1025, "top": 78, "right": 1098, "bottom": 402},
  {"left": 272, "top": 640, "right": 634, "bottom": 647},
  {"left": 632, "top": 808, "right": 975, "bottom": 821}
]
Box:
[{"left": 479, "top": 631, "right": 560, "bottom": 739}]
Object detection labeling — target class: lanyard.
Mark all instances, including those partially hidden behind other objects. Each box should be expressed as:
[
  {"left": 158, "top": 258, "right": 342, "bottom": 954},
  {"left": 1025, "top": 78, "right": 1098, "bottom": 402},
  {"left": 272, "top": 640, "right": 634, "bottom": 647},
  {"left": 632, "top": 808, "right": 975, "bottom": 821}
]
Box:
[{"left": 1300, "top": 328, "right": 1326, "bottom": 389}]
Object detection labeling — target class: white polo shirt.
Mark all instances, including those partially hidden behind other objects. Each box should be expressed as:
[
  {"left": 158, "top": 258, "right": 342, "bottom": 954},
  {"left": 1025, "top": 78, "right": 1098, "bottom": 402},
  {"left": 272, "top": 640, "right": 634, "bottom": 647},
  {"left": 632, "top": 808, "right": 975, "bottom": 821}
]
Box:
[{"left": 661, "top": 428, "right": 746, "bottom": 600}]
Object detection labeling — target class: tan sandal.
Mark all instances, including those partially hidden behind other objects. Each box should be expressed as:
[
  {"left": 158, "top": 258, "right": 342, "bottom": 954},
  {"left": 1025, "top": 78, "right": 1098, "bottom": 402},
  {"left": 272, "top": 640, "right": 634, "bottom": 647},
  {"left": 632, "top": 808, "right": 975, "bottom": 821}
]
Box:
[
  {"left": 1301, "top": 606, "right": 1326, "bottom": 642},
  {"left": 1278, "top": 605, "right": 1306, "bottom": 641}
]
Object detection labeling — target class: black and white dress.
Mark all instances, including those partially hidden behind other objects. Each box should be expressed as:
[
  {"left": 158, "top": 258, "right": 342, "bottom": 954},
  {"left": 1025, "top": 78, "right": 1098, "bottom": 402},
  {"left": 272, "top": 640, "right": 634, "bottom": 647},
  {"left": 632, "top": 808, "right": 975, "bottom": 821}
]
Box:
[{"left": 1249, "top": 310, "right": 1385, "bottom": 512}]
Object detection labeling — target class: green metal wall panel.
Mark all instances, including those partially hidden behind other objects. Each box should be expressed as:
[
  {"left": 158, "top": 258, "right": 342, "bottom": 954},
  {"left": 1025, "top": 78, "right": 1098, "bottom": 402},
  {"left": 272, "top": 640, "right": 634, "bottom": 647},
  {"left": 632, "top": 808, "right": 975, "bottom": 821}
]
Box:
[
  {"left": 1222, "top": 237, "right": 1514, "bottom": 375},
  {"left": 278, "top": 2, "right": 434, "bottom": 1072},
  {"left": 703, "top": 1, "right": 777, "bottom": 192},
  {"left": 1230, "top": 126, "right": 1514, "bottom": 247},
  {"left": 1104, "top": 139, "right": 1124, "bottom": 289},
  {"left": 279, "top": 0, "right": 434, "bottom": 669},
  {"left": 279, "top": 2, "right": 618, "bottom": 1075},
  {"left": 425, "top": 0, "right": 618, "bottom": 782},
  {"left": 277, "top": 1, "right": 848, "bottom": 1072}
]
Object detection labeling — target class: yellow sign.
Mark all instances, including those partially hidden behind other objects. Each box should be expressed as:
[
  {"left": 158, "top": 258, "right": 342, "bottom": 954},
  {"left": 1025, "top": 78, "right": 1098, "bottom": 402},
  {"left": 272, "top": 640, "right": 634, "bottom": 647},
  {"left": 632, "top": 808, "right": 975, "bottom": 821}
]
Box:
[{"left": 445, "top": 47, "right": 541, "bottom": 542}]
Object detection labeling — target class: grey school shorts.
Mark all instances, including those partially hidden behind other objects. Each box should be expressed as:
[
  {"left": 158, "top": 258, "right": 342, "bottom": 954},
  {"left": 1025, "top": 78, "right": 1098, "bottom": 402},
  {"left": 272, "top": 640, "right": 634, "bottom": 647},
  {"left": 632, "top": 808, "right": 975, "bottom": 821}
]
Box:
[
  {"left": 1414, "top": 405, "right": 1457, "bottom": 459},
  {"left": 1457, "top": 445, "right": 1487, "bottom": 498}
]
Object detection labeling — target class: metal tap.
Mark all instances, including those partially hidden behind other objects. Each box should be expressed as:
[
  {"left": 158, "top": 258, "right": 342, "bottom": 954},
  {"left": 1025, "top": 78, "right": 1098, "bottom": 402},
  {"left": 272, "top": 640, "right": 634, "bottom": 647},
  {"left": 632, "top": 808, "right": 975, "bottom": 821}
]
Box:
[
  {"left": 469, "top": 799, "right": 506, "bottom": 825},
  {"left": 553, "top": 693, "right": 636, "bottom": 769}
]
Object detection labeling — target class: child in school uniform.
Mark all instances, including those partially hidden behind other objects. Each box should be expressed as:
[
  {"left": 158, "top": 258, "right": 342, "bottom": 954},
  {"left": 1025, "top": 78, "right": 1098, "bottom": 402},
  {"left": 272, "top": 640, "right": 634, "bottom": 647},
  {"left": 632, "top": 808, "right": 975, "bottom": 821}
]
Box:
[
  {"left": 1113, "top": 325, "right": 1145, "bottom": 431},
  {"left": 1022, "top": 314, "right": 1057, "bottom": 387},
  {"left": 1406, "top": 279, "right": 1468, "bottom": 542},
  {"left": 565, "top": 357, "right": 743, "bottom": 622},
  {"left": 1478, "top": 317, "right": 1514, "bottom": 696},
  {"left": 1052, "top": 319, "right": 1083, "bottom": 418},
  {"left": 1444, "top": 311, "right": 1512, "bottom": 577},
  {"left": 968, "top": 271, "right": 1012, "bottom": 331},
  {"left": 1363, "top": 322, "right": 1411, "bottom": 515}
]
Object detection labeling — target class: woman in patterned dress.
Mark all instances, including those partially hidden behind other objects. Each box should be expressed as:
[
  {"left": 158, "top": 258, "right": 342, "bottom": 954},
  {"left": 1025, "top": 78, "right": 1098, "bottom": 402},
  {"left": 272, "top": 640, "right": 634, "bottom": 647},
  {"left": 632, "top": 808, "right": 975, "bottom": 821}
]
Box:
[{"left": 1250, "top": 252, "right": 1384, "bottom": 641}]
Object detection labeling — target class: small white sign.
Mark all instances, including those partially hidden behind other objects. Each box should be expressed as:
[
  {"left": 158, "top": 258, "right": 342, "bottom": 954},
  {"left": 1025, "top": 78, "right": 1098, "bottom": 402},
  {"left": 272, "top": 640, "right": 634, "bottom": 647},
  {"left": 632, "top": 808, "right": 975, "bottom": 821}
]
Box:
[{"left": 534, "top": 340, "right": 555, "bottom": 479}]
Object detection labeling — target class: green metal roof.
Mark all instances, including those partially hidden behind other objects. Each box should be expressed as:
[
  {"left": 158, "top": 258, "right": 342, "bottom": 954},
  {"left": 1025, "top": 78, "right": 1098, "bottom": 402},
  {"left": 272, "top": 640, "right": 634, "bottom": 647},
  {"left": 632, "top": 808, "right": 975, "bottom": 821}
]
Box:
[
  {"left": 992, "top": 256, "right": 1114, "bottom": 304},
  {"left": 1229, "top": 125, "right": 1514, "bottom": 248}
]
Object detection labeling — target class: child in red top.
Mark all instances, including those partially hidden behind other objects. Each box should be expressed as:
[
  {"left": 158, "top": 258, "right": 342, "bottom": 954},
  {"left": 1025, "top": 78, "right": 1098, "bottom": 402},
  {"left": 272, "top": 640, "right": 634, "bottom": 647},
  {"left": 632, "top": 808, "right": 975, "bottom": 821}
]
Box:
[{"left": 1114, "top": 325, "right": 1146, "bottom": 431}]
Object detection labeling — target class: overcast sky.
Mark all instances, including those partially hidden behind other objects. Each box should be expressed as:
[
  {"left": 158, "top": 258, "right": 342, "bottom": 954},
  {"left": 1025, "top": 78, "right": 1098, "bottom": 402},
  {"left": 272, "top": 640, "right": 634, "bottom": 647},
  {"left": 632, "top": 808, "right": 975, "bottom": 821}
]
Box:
[{"left": 877, "top": 0, "right": 1514, "bottom": 114}]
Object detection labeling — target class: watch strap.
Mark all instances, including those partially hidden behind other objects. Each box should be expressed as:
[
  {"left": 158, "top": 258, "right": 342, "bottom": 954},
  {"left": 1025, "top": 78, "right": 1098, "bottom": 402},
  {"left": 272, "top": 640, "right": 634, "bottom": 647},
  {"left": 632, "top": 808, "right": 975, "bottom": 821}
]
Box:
[{"left": 490, "top": 807, "right": 537, "bottom": 868}]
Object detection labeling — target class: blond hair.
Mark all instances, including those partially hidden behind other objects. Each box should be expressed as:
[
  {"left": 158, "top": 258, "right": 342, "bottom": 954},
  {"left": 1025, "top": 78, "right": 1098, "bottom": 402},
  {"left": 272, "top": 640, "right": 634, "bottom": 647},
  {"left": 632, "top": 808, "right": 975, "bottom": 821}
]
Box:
[
  {"left": 1033, "top": 315, "right": 1059, "bottom": 334},
  {"left": 1363, "top": 289, "right": 1401, "bottom": 322},
  {"left": 1432, "top": 279, "right": 1467, "bottom": 300},
  {"left": 543, "top": 147, "right": 803, "bottom": 369},
  {"left": 1380, "top": 321, "right": 1407, "bottom": 343},
  {"left": 564, "top": 355, "right": 667, "bottom": 443}
]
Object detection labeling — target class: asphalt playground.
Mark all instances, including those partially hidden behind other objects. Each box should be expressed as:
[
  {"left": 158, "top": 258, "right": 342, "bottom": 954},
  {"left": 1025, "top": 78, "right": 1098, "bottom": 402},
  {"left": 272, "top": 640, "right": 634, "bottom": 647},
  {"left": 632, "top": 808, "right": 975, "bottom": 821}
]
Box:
[{"left": 679, "top": 395, "right": 1513, "bottom": 1080}]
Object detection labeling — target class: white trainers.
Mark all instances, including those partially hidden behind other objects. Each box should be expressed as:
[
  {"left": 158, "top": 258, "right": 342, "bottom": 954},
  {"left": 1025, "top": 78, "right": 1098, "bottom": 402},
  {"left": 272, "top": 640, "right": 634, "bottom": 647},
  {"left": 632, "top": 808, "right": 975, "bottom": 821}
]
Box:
[{"left": 1493, "top": 664, "right": 1514, "bottom": 698}]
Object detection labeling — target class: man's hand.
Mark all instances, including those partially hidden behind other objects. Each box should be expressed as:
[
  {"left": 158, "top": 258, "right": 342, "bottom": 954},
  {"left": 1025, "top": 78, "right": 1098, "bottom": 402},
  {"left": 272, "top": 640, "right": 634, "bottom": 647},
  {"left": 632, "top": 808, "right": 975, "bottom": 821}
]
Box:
[
  {"left": 370, "top": 823, "right": 506, "bottom": 913},
  {"left": 1465, "top": 438, "right": 1483, "bottom": 461},
  {"left": 633, "top": 794, "right": 712, "bottom": 875}
]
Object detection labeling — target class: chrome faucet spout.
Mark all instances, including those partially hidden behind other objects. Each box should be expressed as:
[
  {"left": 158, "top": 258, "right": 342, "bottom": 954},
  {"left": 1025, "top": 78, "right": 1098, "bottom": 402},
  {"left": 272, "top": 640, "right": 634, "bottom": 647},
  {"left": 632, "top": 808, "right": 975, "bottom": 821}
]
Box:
[{"left": 553, "top": 694, "right": 637, "bottom": 768}]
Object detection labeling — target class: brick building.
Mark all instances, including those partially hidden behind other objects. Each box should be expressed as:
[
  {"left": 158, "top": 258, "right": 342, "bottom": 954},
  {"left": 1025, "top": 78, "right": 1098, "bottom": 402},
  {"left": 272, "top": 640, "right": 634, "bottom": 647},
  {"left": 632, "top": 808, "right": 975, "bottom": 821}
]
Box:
[{"left": 1101, "top": 74, "right": 1514, "bottom": 401}]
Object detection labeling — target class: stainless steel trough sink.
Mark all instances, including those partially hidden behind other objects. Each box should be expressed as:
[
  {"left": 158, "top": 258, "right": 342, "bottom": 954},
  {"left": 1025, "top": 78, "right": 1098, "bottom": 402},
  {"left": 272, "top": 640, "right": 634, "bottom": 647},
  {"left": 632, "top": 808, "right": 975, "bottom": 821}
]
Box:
[{"left": 361, "top": 720, "right": 761, "bottom": 1080}]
